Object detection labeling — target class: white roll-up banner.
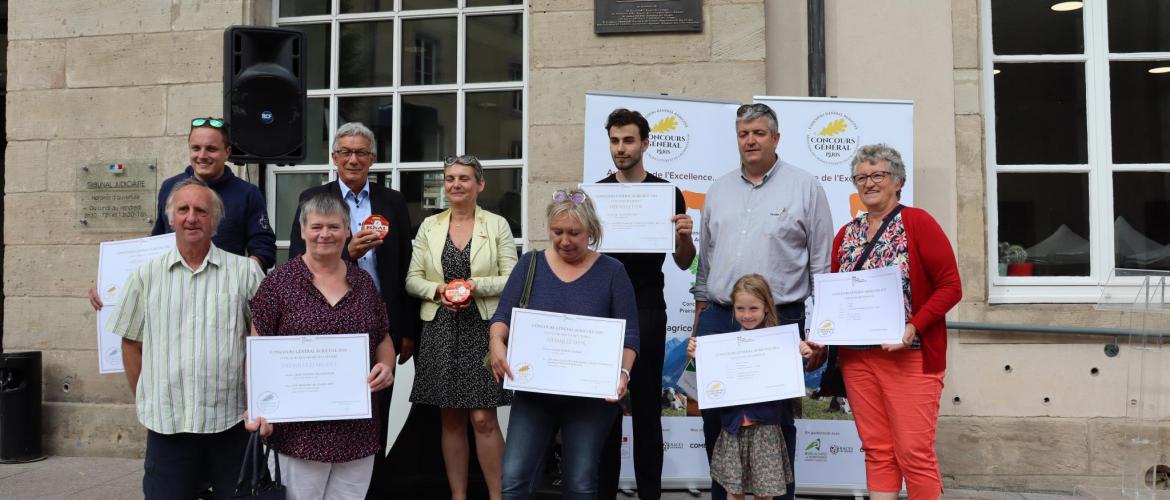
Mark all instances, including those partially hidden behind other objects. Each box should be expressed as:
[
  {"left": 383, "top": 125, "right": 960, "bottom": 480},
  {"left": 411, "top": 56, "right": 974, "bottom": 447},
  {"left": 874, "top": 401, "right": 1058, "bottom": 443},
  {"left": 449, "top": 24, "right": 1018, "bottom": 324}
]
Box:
[{"left": 756, "top": 96, "right": 915, "bottom": 228}]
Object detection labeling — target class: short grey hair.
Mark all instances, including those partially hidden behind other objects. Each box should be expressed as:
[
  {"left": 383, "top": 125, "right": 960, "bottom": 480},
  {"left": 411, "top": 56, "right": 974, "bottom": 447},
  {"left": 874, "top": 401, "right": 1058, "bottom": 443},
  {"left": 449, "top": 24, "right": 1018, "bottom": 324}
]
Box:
[
  {"left": 445, "top": 155, "right": 484, "bottom": 183},
  {"left": 546, "top": 190, "right": 603, "bottom": 248},
  {"left": 736, "top": 103, "right": 779, "bottom": 135},
  {"left": 333, "top": 122, "right": 378, "bottom": 156},
  {"left": 851, "top": 143, "right": 907, "bottom": 183},
  {"left": 165, "top": 177, "right": 224, "bottom": 235},
  {"left": 298, "top": 192, "right": 351, "bottom": 231}
]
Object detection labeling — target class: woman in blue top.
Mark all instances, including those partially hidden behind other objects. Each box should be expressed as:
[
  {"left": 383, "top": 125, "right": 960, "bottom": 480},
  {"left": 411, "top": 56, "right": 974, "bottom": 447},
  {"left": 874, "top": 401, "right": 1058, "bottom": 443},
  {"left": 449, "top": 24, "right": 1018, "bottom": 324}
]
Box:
[{"left": 487, "top": 189, "right": 639, "bottom": 500}]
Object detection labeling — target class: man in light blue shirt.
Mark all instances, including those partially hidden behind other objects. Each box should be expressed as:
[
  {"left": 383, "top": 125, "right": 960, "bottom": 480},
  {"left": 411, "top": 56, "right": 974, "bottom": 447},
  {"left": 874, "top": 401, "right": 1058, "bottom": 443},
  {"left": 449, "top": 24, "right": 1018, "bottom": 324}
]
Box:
[{"left": 338, "top": 176, "right": 381, "bottom": 291}]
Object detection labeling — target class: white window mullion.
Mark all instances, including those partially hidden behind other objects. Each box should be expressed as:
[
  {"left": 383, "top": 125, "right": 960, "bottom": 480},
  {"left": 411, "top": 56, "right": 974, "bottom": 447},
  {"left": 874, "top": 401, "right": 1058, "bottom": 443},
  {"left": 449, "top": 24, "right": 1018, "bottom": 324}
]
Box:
[
  {"left": 981, "top": 0, "right": 1003, "bottom": 290},
  {"left": 1082, "top": 0, "right": 1106, "bottom": 284},
  {"left": 456, "top": 11, "right": 467, "bottom": 155},
  {"left": 327, "top": 7, "right": 340, "bottom": 183},
  {"left": 391, "top": 15, "right": 403, "bottom": 167}
]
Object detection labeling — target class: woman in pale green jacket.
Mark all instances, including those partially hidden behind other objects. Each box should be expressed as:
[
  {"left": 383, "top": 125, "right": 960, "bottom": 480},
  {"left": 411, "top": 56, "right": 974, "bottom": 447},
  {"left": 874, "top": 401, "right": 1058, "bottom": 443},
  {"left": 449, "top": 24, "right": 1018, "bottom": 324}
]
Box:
[{"left": 405, "top": 155, "right": 517, "bottom": 500}]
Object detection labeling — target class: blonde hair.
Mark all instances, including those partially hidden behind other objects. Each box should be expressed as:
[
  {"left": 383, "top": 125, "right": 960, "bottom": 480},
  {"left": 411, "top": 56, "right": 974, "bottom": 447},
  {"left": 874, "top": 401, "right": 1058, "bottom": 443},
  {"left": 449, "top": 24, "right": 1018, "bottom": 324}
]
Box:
[
  {"left": 730, "top": 274, "right": 779, "bottom": 329},
  {"left": 546, "top": 190, "right": 603, "bottom": 248}
]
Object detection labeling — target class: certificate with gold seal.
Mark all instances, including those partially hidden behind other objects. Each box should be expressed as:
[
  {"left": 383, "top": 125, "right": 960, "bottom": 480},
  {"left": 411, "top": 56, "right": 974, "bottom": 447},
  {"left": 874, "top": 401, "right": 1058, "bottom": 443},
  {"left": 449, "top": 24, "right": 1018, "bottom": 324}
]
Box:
[
  {"left": 809, "top": 266, "right": 905, "bottom": 345},
  {"left": 579, "top": 182, "right": 676, "bottom": 253},
  {"left": 694, "top": 324, "right": 805, "bottom": 410},
  {"left": 503, "top": 308, "right": 626, "bottom": 399},
  {"left": 246, "top": 334, "right": 373, "bottom": 423}
]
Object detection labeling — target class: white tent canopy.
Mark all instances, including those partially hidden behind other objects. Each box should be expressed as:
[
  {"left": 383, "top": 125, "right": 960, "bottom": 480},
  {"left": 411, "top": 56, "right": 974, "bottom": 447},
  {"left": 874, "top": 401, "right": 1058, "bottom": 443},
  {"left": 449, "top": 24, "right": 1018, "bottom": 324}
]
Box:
[{"left": 1025, "top": 224, "right": 1089, "bottom": 263}]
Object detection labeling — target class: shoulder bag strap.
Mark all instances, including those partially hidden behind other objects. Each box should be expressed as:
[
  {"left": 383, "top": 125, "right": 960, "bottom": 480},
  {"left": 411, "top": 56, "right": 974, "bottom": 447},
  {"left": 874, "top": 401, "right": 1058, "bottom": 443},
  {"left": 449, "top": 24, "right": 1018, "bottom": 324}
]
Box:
[
  {"left": 261, "top": 437, "right": 282, "bottom": 488},
  {"left": 852, "top": 204, "right": 904, "bottom": 272},
  {"left": 518, "top": 250, "right": 540, "bottom": 309}
]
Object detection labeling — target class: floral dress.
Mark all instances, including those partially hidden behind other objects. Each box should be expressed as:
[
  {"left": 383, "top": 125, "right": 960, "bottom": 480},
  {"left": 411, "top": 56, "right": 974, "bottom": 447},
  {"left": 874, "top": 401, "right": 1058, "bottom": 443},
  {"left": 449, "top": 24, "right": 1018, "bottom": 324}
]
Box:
[
  {"left": 835, "top": 208, "right": 916, "bottom": 348},
  {"left": 410, "top": 235, "right": 512, "bottom": 408}
]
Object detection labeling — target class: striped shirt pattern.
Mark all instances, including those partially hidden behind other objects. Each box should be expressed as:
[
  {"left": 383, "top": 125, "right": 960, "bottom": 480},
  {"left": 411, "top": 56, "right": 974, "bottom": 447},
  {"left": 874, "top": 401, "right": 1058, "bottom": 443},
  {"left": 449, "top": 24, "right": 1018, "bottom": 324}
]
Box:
[{"left": 110, "top": 244, "right": 264, "bottom": 435}]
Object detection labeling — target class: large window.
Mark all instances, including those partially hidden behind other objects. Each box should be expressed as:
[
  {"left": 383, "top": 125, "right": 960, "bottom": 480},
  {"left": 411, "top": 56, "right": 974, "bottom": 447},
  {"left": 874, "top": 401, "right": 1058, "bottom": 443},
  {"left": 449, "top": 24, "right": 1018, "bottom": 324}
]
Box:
[
  {"left": 984, "top": 0, "right": 1170, "bottom": 302},
  {"left": 269, "top": 0, "right": 526, "bottom": 264}
]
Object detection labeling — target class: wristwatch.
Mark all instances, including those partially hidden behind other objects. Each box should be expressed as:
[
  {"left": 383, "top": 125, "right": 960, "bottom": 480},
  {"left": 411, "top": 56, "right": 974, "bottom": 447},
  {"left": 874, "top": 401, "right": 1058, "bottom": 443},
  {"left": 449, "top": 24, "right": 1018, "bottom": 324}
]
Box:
[{"left": 620, "top": 368, "right": 631, "bottom": 379}]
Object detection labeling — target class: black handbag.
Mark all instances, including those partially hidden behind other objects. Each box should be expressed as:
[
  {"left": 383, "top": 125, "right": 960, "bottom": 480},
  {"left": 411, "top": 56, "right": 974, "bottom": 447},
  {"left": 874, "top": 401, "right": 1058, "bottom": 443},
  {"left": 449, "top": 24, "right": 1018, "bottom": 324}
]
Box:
[
  {"left": 229, "top": 431, "right": 286, "bottom": 500},
  {"left": 815, "top": 205, "right": 905, "bottom": 399}
]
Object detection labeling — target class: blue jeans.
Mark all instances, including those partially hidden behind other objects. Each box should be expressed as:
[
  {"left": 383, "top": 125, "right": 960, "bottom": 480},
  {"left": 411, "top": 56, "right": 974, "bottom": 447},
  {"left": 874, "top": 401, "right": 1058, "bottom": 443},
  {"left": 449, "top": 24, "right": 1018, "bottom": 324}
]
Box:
[
  {"left": 502, "top": 391, "right": 620, "bottom": 499},
  {"left": 696, "top": 302, "right": 802, "bottom": 500}
]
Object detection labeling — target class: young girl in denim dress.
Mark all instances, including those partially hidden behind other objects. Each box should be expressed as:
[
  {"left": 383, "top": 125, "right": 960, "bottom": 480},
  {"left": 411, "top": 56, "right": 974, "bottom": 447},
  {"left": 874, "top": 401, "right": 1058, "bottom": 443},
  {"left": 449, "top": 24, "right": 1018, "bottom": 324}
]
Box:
[{"left": 688, "top": 274, "right": 794, "bottom": 499}]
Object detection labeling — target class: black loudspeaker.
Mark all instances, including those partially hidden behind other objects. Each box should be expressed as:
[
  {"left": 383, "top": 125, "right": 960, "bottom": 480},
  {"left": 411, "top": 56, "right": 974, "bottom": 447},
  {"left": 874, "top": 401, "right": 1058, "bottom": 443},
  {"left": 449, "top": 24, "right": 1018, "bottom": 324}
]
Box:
[{"left": 223, "top": 26, "right": 306, "bottom": 163}]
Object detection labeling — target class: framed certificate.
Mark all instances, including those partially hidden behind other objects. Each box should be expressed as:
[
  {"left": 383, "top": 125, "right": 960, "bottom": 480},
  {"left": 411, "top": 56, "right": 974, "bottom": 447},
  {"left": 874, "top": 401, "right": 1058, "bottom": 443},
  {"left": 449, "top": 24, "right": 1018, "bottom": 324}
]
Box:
[
  {"left": 809, "top": 266, "right": 906, "bottom": 345},
  {"left": 694, "top": 324, "right": 805, "bottom": 410},
  {"left": 580, "top": 182, "right": 676, "bottom": 253},
  {"left": 246, "top": 334, "right": 372, "bottom": 423},
  {"left": 504, "top": 308, "right": 626, "bottom": 399}
]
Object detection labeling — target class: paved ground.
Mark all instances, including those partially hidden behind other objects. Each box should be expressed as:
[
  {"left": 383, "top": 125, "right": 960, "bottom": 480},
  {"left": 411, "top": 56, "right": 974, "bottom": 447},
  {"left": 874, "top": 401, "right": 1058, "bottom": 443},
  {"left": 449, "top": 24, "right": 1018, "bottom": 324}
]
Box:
[{"left": 0, "top": 456, "right": 1087, "bottom": 500}]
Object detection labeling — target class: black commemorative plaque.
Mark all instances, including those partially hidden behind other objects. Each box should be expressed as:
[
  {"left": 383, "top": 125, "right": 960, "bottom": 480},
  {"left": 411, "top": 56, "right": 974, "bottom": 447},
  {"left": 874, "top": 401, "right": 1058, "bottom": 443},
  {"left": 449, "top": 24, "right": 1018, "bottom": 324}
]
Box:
[{"left": 594, "top": 0, "right": 703, "bottom": 34}]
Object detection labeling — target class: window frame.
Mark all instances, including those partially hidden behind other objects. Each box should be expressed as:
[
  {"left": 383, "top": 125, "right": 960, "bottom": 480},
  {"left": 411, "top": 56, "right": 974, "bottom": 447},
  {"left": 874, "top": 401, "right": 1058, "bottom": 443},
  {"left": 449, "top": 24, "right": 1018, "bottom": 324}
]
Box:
[
  {"left": 981, "top": 0, "right": 1170, "bottom": 303},
  {"left": 267, "top": 0, "right": 529, "bottom": 255}
]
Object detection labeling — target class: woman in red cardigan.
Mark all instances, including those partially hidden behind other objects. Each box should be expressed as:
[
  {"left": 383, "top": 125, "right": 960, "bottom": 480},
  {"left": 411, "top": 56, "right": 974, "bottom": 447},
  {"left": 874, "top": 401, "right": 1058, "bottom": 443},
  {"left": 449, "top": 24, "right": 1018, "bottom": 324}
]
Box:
[{"left": 807, "top": 144, "right": 961, "bottom": 499}]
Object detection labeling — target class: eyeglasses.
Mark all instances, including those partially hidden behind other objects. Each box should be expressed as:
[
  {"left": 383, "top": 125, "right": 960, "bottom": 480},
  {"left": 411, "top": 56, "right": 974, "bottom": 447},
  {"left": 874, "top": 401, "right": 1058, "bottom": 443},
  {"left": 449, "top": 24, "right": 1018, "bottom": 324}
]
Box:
[
  {"left": 736, "top": 103, "right": 776, "bottom": 119},
  {"left": 852, "top": 171, "right": 893, "bottom": 186},
  {"left": 552, "top": 190, "right": 587, "bottom": 205},
  {"left": 333, "top": 149, "right": 374, "bottom": 160},
  {"left": 191, "top": 117, "right": 225, "bottom": 128},
  {"left": 444, "top": 154, "right": 480, "bottom": 166}
]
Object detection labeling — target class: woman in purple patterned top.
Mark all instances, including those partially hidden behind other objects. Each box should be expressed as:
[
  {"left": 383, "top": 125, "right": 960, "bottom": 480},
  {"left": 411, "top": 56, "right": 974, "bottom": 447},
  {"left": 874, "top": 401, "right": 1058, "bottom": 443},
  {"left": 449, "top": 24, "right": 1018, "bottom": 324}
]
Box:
[{"left": 245, "top": 193, "right": 396, "bottom": 500}]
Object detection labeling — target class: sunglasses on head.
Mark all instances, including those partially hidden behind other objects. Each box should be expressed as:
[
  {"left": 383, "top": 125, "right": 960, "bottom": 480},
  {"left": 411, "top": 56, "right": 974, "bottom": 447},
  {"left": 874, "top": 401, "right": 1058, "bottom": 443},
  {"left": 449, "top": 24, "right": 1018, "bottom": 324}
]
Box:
[
  {"left": 191, "top": 117, "right": 225, "bottom": 128},
  {"left": 551, "top": 190, "right": 587, "bottom": 205},
  {"left": 736, "top": 103, "right": 775, "bottom": 118},
  {"left": 444, "top": 154, "right": 480, "bottom": 166}
]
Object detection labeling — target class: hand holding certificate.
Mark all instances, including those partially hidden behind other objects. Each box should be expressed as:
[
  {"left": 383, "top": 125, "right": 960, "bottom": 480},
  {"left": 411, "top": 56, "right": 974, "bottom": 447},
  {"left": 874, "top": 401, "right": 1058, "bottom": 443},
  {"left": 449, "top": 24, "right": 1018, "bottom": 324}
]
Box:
[
  {"left": 694, "top": 324, "right": 805, "bottom": 410},
  {"left": 580, "top": 183, "right": 676, "bottom": 253},
  {"left": 246, "top": 334, "right": 374, "bottom": 423},
  {"left": 95, "top": 234, "right": 177, "bottom": 374},
  {"left": 808, "top": 266, "right": 905, "bottom": 345},
  {"left": 501, "top": 308, "right": 626, "bottom": 399}
]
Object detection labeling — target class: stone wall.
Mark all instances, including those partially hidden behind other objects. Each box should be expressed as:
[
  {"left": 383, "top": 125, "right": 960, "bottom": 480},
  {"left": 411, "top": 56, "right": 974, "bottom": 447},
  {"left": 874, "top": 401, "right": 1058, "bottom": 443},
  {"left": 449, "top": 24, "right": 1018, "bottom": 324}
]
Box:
[
  {"left": 526, "top": 0, "right": 766, "bottom": 247},
  {"left": 3, "top": 0, "right": 269, "bottom": 457},
  {"left": 942, "top": 0, "right": 1166, "bottom": 492}
]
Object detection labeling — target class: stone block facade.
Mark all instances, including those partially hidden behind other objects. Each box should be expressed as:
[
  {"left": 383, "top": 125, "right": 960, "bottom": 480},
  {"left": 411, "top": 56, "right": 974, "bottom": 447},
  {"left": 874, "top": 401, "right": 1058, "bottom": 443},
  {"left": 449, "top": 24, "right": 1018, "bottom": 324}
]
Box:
[
  {"left": 1, "top": 0, "right": 1159, "bottom": 493},
  {"left": 3, "top": 0, "right": 267, "bottom": 457},
  {"left": 527, "top": 1, "right": 766, "bottom": 246}
]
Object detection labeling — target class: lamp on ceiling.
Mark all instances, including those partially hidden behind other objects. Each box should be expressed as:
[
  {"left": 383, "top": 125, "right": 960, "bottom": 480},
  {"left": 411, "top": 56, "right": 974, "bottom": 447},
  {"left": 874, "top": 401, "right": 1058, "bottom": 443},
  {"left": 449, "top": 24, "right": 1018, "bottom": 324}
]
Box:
[{"left": 1050, "top": 1, "right": 1084, "bottom": 12}]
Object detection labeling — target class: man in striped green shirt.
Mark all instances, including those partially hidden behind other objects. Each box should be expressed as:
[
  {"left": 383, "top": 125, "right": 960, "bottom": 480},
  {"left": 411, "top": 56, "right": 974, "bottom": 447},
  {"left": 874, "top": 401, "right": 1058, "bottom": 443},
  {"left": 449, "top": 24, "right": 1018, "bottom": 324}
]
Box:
[{"left": 110, "top": 178, "right": 265, "bottom": 499}]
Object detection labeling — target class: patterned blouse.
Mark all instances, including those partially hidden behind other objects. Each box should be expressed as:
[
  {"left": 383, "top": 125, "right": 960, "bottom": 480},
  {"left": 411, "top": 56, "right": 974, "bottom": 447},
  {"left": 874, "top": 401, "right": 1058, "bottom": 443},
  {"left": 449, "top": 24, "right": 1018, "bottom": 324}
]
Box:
[
  {"left": 836, "top": 209, "right": 913, "bottom": 323},
  {"left": 248, "top": 256, "right": 389, "bottom": 463}
]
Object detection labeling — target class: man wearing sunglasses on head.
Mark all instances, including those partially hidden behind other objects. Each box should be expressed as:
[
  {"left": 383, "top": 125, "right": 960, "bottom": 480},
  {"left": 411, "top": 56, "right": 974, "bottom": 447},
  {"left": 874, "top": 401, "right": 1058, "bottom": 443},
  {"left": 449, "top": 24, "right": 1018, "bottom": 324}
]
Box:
[
  {"left": 287, "top": 122, "right": 421, "bottom": 464},
  {"left": 88, "top": 117, "right": 277, "bottom": 311},
  {"left": 595, "top": 108, "right": 695, "bottom": 500},
  {"left": 155, "top": 118, "right": 275, "bottom": 268}
]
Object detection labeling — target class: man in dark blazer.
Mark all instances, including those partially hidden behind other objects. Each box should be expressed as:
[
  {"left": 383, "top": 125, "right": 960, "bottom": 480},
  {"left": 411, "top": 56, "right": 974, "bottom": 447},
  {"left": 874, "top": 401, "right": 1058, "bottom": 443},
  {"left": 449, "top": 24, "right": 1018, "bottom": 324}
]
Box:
[{"left": 287, "top": 122, "right": 421, "bottom": 448}]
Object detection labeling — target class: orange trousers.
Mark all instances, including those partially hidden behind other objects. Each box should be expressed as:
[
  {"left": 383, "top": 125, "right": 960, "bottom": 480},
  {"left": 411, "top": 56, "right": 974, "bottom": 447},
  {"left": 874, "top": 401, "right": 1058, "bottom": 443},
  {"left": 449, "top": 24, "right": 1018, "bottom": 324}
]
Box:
[{"left": 840, "top": 348, "right": 944, "bottom": 499}]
